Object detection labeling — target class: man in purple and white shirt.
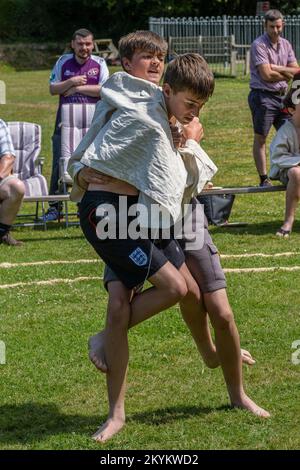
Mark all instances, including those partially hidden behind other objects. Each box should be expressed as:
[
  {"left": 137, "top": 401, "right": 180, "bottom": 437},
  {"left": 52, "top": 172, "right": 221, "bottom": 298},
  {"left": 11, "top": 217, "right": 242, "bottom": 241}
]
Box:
[
  {"left": 45, "top": 28, "right": 109, "bottom": 221},
  {"left": 248, "top": 9, "right": 299, "bottom": 187}
]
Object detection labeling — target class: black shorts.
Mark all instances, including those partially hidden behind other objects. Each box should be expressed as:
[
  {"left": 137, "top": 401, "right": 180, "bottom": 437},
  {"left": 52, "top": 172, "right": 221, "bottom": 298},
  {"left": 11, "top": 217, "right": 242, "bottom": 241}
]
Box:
[
  {"left": 79, "top": 191, "right": 185, "bottom": 290},
  {"left": 248, "top": 89, "right": 289, "bottom": 136}
]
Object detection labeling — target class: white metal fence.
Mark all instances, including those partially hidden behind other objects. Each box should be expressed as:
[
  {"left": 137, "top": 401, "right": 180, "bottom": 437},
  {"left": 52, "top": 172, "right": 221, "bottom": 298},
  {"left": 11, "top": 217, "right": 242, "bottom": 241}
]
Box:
[{"left": 149, "top": 15, "right": 300, "bottom": 76}]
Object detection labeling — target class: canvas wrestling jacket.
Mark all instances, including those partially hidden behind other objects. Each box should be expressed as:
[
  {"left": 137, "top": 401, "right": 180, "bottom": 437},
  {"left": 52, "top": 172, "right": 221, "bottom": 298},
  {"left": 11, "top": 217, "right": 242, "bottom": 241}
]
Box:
[{"left": 68, "top": 72, "right": 217, "bottom": 227}]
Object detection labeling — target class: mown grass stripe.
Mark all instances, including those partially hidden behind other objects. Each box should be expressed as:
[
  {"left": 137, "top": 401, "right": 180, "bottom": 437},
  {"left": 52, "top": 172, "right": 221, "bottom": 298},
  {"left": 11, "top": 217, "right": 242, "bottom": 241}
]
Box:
[
  {"left": 0, "top": 276, "right": 102, "bottom": 289},
  {"left": 1, "top": 252, "right": 300, "bottom": 269},
  {"left": 221, "top": 252, "right": 300, "bottom": 258},
  {"left": 224, "top": 266, "right": 300, "bottom": 273},
  {"left": 0, "top": 259, "right": 99, "bottom": 268},
  {"left": 1, "top": 266, "right": 300, "bottom": 289}
]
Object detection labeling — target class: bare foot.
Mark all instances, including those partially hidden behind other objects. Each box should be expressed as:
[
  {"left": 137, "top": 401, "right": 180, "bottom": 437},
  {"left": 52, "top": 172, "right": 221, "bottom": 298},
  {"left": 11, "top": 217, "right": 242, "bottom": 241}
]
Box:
[
  {"left": 92, "top": 417, "right": 125, "bottom": 443},
  {"left": 88, "top": 331, "right": 108, "bottom": 373},
  {"left": 203, "top": 348, "right": 255, "bottom": 369},
  {"left": 241, "top": 348, "right": 256, "bottom": 366},
  {"left": 232, "top": 394, "right": 270, "bottom": 418}
]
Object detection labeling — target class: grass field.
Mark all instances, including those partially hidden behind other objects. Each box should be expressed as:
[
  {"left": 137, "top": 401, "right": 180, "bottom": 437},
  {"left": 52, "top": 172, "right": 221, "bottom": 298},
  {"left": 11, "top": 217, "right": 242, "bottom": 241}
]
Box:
[{"left": 0, "top": 66, "right": 300, "bottom": 450}]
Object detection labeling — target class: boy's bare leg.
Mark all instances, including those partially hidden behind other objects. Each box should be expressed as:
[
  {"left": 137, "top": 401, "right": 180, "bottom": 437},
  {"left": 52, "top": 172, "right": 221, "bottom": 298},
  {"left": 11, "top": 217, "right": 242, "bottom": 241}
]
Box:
[
  {"left": 92, "top": 262, "right": 188, "bottom": 443},
  {"left": 92, "top": 281, "right": 131, "bottom": 443},
  {"left": 88, "top": 261, "right": 189, "bottom": 371},
  {"left": 180, "top": 303, "right": 255, "bottom": 368},
  {"left": 90, "top": 290, "right": 255, "bottom": 373},
  {"left": 89, "top": 331, "right": 108, "bottom": 372},
  {"left": 128, "top": 261, "right": 188, "bottom": 327},
  {"left": 204, "top": 289, "right": 270, "bottom": 417},
  {"left": 280, "top": 167, "right": 300, "bottom": 232},
  {"left": 180, "top": 297, "right": 219, "bottom": 368}
]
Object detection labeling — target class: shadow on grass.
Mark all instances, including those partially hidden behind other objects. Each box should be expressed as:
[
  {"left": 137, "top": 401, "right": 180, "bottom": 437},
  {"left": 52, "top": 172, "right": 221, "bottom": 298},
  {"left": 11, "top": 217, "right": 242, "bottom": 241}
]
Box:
[
  {"left": 0, "top": 402, "right": 230, "bottom": 444},
  {"left": 0, "top": 403, "right": 100, "bottom": 444},
  {"left": 19, "top": 235, "right": 84, "bottom": 243},
  {"left": 212, "top": 219, "right": 300, "bottom": 237},
  {"left": 130, "top": 404, "right": 230, "bottom": 426}
]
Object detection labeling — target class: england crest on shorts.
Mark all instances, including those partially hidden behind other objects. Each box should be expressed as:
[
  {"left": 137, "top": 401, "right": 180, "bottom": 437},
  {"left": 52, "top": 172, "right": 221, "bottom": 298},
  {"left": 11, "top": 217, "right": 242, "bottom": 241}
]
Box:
[{"left": 129, "top": 247, "right": 148, "bottom": 266}]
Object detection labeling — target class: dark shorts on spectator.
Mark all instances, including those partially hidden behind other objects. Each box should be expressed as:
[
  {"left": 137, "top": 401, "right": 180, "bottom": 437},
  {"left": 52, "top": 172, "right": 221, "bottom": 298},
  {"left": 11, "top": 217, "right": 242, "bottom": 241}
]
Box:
[{"left": 248, "top": 89, "right": 290, "bottom": 136}]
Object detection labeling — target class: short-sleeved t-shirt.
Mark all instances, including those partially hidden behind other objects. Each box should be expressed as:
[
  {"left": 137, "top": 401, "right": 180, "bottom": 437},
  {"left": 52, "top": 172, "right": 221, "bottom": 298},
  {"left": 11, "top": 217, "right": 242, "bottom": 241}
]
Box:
[
  {"left": 250, "top": 33, "right": 297, "bottom": 92},
  {"left": 50, "top": 53, "right": 109, "bottom": 127},
  {"left": 0, "top": 119, "right": 15, "bottom": 159}
]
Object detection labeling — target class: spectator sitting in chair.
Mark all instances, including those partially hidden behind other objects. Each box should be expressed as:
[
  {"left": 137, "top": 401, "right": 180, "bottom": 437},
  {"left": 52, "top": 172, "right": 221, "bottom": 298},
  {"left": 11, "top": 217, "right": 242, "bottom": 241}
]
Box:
[
  {"left": 270, "top": 73, "right": 300, "bottom": 238},
  {"left": 0, "top": 119, "right": 25, "bottom": 246},
  {"left": 44, "top": 27, "right": 109, "bottom": 222}
]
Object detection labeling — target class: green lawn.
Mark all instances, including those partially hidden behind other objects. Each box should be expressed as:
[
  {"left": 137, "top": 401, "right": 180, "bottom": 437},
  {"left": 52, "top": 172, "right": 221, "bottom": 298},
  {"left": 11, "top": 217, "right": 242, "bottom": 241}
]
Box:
[{"left": 0, "top": 67, "right": 299, "bottom": 450}]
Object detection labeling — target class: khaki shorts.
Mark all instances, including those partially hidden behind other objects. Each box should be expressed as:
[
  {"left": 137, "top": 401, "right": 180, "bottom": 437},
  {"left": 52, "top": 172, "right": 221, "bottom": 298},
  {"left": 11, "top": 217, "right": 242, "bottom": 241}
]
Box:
[
  {"left": 278, "top": 168, "right": 290, "bottom": 186},
  {"left": 0, "top": 174, "right": 18, "bottom": 189}
]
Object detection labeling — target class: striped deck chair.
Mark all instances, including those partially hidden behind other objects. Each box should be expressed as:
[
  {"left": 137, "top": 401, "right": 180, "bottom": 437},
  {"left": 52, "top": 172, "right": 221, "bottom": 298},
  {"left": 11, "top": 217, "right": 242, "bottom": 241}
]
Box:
[
  {"left": 8, "top": 121, "right": 48, "bottom": 197},
  {"left": 60, "top": 103, "right": 96, "bottom": 225},
  {"left": 60, "top": 103, "right": 96, "bottom": 187}
]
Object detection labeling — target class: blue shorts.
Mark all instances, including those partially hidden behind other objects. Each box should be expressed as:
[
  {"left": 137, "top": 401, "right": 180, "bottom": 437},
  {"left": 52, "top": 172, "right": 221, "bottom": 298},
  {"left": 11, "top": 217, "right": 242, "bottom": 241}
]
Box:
[
  {"left": 79, "top": 191, "right": 185, "bottom": 290},
  {"left": 248, "top": 89, "right": 290, "bottom": 136}
]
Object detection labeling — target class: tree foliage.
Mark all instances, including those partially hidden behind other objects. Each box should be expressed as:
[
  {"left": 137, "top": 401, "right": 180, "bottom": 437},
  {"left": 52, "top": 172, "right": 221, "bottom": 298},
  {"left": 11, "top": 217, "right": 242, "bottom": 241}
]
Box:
[{"left": 0, "top": 0, "right": 299, "bottom": 42}]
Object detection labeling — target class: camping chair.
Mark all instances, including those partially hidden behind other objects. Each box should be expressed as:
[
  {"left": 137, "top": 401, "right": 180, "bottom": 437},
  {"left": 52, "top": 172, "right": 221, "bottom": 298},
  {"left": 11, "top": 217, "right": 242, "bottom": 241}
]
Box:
[
  {"left": 60, "top": 103, "right": 96, "bottom": 226},
  {"left": 8, "top": 121, "right": 48, "bottom": 226}
]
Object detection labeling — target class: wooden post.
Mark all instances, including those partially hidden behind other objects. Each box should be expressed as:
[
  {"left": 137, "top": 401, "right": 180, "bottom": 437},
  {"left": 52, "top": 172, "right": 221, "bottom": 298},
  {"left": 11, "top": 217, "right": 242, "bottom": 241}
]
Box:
[
  {"left": 0, "top": 80, "right": 6, "bottom": 104},
  {"left": 230, "top": 50, "right": 237, "bottom": 76},
  {"left": 0, "top": 341, "right": 5, "bottom": 365},
  {"left": 245, "top": 49, "right": 250, "bottom": 75}
]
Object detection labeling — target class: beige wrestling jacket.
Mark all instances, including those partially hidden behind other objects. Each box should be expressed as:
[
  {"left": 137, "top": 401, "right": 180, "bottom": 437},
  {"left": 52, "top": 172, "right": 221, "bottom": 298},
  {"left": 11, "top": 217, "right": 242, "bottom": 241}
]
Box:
[{"left": 68, "top": 72, "right": 217, "bottom": 227}]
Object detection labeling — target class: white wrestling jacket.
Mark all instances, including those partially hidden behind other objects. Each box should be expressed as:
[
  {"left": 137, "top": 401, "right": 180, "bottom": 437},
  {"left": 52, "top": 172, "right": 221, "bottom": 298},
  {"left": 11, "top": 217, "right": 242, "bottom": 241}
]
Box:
[{"left": 68, "top": 72, "right": 217, "bottom": 227}]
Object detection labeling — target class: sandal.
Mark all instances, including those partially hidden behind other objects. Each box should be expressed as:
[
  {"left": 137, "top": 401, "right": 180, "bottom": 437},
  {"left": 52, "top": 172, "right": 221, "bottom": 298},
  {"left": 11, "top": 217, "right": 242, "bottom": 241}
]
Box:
[{"left": 276, "top": 228, "right": 291, "bottom": 238}]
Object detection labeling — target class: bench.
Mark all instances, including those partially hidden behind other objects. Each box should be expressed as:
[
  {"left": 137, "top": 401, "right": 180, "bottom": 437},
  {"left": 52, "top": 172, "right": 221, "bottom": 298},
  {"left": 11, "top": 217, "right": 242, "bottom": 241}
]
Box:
[
  {"left": 93, "top": 39, "right": 119, "bottom": 63},
  {"left": 18, "top": 185, "right": 286, "bottom": 229},
  {"left": 169, "top": 35, "right": 234, "bottom": 62},
  {"left": 63, "top": 39, "right": 119, "bottom": 64},
  {"left": 200, "top": 184, "right": 286, "bottom": 196},
  {"left": 168, "top": 35, "right": 250, "bottom": 76},
  {"left": 17, "top": 195, "right": 73, "bottom": 229}
]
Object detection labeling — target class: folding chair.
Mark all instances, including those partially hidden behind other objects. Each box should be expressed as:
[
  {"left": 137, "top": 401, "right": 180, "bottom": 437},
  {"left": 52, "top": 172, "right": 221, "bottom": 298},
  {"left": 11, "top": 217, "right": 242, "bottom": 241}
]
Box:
[
  {"left": 8, "top": 121, "right": 48, "bottom": 227},
  {"left": 60, "top": 103, "right": 96, "bottom": 226}
]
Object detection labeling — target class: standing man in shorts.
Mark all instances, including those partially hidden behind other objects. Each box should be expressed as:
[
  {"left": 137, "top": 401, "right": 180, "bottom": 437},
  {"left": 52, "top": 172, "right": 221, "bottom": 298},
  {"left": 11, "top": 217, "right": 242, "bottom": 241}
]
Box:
[{"left": 248, "top": 9, "right": 299, "bottom": 187}]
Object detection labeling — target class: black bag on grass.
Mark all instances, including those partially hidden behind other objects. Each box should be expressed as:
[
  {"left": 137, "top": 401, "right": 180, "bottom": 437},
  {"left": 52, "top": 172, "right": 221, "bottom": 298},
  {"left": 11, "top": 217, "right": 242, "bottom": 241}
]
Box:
[{"left": 197, "top": 194, "right": 235, "bottom": 226}]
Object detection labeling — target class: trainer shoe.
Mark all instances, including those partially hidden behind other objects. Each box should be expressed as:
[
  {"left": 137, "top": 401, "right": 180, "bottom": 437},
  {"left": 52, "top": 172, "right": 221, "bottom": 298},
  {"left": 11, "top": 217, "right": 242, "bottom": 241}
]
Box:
[
  {"left": 0, "top": 232, "right": 24, "bottom": 246},
  {"left": 40, "top": 207, "right": 62, "bottom": 222},
  {"left": 62, "top": 171, "right": 73, "bottom": 185},
  {"left": 259, "top": 178, "right": 273, "bottom": 187}
]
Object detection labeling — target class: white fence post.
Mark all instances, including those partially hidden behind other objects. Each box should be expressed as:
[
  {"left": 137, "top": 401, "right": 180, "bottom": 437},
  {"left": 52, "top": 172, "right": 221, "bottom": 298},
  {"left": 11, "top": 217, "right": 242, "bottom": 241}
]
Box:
[
  {"left": 0, "top": 341, "right": 6, "bottom": 365},
  {"left": 0, "top": 80, "right": 6, "bottom": 104}
]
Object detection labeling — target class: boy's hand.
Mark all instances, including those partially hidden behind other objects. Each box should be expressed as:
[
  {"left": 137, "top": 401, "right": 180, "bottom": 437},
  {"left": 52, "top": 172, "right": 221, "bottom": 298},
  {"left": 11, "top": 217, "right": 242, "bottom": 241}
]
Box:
[
  {"left": 182, "top": 117, "right": 204, "bottom": 144},
  {"left": 169, "top": 123, "right": 184, "bottom": 149},
  {"left": 77, "top": 166, "right": 114, "bottom": 188}
]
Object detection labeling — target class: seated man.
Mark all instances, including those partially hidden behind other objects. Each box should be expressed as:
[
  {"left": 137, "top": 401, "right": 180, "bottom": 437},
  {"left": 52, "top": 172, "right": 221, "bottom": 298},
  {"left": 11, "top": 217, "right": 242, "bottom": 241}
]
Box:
[
  {"left": 270, "top": 74, "right": 300, "bottom": 237},
  {"left": 0, "top": 119, "right": 25, "bottom": 246}
]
